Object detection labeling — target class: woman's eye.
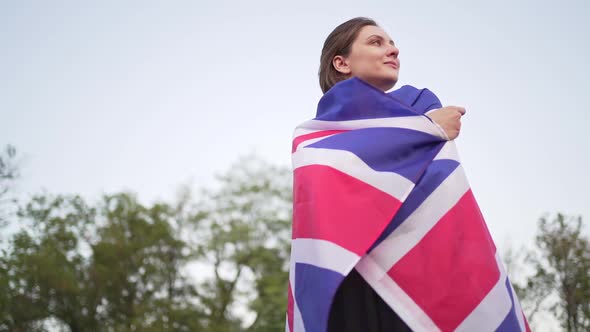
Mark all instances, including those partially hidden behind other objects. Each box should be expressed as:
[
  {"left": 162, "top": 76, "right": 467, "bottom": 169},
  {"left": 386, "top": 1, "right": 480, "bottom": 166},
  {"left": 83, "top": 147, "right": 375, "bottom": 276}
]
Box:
[{"left": 371, "top": 40, "right": 381, "bottom": 45}]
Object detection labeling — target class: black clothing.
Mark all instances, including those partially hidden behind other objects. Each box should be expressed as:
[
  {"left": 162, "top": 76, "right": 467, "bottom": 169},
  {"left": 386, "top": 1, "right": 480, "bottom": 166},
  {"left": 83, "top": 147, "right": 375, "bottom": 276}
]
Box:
[{"left": 327, "top": 269, "right": 413, "bottom": 332}]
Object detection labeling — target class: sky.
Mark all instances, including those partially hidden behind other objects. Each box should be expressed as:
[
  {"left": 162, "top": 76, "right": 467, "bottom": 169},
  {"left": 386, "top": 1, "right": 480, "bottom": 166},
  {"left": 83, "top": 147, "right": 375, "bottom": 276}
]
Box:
[{"left": 1, "top": 1, "right": 588, "bottom": 329}]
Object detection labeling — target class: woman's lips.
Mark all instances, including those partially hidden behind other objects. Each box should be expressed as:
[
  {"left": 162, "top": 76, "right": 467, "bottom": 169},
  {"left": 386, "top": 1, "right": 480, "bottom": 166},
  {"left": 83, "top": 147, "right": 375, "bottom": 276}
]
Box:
[{"left": 384, "top": 62, "right": 398, "bottom": 69}]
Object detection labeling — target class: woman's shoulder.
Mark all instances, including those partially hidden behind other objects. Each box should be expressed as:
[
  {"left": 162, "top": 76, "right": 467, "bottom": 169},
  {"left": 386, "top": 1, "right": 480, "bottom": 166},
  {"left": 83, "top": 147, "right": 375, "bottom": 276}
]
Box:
[{"left": 388, "top": 85, "right": 442, "bottom": 114}]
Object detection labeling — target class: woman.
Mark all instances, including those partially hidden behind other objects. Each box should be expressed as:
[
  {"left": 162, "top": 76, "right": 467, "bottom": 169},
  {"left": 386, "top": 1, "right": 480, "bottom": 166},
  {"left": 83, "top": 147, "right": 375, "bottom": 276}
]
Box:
[
  {"left": 287, "top": 17, "right": 529, "bottom": 332},
  {"left": 320, "top": 17, "right": 464, "bottom": 332}
]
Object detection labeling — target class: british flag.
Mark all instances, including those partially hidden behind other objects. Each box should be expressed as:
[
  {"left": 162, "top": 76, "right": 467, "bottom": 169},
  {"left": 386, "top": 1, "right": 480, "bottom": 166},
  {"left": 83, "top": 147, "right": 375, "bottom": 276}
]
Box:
[{"left": 286, "top": 77, "right": 530, "bottom": 332}]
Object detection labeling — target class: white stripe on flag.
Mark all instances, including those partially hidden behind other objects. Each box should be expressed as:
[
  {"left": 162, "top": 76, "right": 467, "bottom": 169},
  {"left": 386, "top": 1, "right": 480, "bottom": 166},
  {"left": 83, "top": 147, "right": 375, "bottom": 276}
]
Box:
[
  {"left": 367, "top": 164, "right": 470, "bottom": 269},
  {"left": 285, "top": 314, "right": 290, "bottom": 332},
  {"left": 510, "top": 278, "right": 527, "bottom": 331},
  {"left": 293, "top": 299, "right": 305, "bottom": 332},
  {"left": 290, "top": 238, "right": 360, "bottom": 277},
  {"left": 433, "top": 140, "right": 460, "bottom": 162},
  {"left": 295, "top": 115, "right": 447, "bottom": 140},
  {"left": 292, "top": 147, "right": 414, "bottom": 201}
]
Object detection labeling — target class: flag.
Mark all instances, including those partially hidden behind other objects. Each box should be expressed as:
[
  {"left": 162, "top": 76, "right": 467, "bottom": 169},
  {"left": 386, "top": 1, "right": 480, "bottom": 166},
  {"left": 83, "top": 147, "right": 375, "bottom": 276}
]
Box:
[{"left": 286, "top": 77, "right": 530, "bottom": 332}]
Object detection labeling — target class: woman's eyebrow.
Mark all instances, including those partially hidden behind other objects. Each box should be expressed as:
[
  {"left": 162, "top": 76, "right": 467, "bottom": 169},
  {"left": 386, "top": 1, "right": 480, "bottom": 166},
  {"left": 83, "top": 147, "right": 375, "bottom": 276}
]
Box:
[{"left": 366, "top": 34, "right": 395, "bottom": 46}]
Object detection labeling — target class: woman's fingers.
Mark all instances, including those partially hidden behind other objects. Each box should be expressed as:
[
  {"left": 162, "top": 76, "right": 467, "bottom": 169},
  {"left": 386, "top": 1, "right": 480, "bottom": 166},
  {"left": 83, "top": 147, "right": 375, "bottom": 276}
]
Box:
[
  {"left": 448, "top": 106, "right": 466, "bottom": 116},
  {"left": 427, "top": 105, "right": 466, "bottom": 140}
]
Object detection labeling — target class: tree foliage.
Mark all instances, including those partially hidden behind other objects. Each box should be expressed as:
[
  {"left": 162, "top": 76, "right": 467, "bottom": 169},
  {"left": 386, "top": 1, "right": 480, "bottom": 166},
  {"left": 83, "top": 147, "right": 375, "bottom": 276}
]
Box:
[
  {"left": 0, "top": 144, "right": 18, "bottom": 227},
  {"left": 1, "top": 193, "right": 203, "bottom": 331},
  {"left": 511, "top": 213, "right": 590, "bottom": 331},
  {"left": 189, "top": 155, "right": 292, "bottom": 332},
  {"left": 0, "top": 154, "right": 292, "bottom": 331}
]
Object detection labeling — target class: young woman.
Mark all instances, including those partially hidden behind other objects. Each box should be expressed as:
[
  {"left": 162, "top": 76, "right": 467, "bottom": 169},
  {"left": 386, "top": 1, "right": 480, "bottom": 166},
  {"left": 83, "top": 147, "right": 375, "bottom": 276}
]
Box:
[
  {"left": 319, "top": 17, "right": 464, "bottom": 332},
  {"left": 287, "top": 16, "right": 528, "bottom": 332}
]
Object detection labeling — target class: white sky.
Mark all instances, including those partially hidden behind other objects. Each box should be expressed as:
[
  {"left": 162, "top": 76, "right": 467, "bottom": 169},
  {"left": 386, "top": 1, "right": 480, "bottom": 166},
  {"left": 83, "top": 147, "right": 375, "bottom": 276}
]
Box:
[{"left": 1, "top": 1, "right": 588, "bottom": 329}]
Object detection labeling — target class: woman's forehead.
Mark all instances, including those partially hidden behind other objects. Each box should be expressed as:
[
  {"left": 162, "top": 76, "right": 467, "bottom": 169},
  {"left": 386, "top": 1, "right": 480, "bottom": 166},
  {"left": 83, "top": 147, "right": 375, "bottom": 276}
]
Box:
[{"left": 358, "top": 25, "right": 392, "bottom": 40}]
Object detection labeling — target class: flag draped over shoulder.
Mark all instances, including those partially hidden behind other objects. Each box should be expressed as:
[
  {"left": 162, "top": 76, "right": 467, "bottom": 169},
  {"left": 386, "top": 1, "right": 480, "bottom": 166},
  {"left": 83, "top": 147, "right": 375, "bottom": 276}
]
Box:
[{"left": 286, "top": 77, "right": 530, "bottom": 332}]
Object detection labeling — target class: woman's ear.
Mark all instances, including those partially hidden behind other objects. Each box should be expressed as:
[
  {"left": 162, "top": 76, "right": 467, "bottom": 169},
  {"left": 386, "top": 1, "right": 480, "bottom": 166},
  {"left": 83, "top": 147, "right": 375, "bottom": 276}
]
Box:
[{"left": 333, "top": 55, "right": 351, "bottom": 75}]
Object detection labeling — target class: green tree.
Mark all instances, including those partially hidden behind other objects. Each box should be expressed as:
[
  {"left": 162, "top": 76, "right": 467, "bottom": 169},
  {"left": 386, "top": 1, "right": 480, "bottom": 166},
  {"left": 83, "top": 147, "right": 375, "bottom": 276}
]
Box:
[
  {"left": 91, "top": 192, "right": 203, "bottom": 331},
  {"left": 0, "top": 154, "right": 293, "bottom": 331},
  {"left": 190, "top": 155, "right": 292, "bottom": 332},
  {"left": 0, "top": 144, "right": 18, "bottom": 227},
  {"left": 513, "top": 214, "right": 590, "bottom": 331},
  {"left": 0, "top": 194, "right": 95, "bottom": 331},
  {"left": 0, "top": 192, "right": 204, "bottom": 331}
]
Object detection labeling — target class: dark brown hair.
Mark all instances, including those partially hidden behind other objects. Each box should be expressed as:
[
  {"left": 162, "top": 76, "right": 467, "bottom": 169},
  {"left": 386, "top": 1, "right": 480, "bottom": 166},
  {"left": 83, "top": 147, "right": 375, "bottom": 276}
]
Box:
[{"left": 319, "top": 17, "right": 378, "bottom": 93}]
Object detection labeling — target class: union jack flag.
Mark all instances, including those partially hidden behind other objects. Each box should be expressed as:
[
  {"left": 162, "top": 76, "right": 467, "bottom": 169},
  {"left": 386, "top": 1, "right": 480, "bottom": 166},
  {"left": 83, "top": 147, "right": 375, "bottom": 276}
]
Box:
[{"left": 286, "top": 77, "right": 530, "bottom": 332}]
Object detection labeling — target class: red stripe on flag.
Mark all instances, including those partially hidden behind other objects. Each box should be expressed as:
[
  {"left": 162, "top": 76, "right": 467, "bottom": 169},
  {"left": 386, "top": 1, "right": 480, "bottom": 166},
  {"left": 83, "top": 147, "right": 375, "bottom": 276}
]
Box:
[
  {"left": 293, "top": 165, "right": 402, "bottom": 256},
  {"left": 388, "top": 189, "right": 499, "bottom": 331},
  {"left": 287, "top": 281, "right": 294, "bottom": 332},
  {"left": 523, "top": 311, "right": 531, "bottom": 332},
  {"left": 292, "top": 130, "right": 348, "bottom": 153}
]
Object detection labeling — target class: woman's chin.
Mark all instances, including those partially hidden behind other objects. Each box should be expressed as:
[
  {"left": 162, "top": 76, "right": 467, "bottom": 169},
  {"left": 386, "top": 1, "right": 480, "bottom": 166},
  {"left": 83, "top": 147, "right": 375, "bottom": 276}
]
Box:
[
  {"left": 379, "top": 76, "right": 398, "bottom": 91},
  {"left": 356, "top": 75, "right": 398, "bottom": 92}
]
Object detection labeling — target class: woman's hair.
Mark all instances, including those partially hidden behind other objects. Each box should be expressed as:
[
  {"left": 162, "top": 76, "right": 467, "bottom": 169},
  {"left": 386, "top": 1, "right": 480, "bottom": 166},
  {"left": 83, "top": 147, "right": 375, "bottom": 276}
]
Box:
[{"left": 319, "top": 17, "right": 378, "bottom": 93}]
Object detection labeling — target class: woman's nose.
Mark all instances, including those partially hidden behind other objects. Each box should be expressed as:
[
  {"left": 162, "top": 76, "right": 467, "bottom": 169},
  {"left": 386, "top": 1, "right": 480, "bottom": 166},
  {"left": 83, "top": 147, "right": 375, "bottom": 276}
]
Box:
[{"left": 387, "top": 45, "right": 399, "bottom": 58}]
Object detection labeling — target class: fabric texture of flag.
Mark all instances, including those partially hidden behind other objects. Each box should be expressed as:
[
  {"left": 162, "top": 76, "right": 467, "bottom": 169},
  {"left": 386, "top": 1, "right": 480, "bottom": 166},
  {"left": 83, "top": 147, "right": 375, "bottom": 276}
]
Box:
[{"left": 286, "top": 77, "right": 530, "bottom": 332}]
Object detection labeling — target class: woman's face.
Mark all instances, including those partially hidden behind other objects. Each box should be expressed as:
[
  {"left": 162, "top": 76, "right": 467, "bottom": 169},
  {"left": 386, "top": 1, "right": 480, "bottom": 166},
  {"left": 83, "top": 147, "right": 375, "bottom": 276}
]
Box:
[{"left": 333, "top": 25, "right": 400, "bottom": 91}]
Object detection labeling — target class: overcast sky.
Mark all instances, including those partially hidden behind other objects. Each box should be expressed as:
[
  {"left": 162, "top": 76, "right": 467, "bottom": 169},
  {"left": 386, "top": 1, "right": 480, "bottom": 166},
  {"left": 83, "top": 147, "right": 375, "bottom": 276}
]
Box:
[{"left": 3, "top": 0, "right": 589, "bottom": 246}]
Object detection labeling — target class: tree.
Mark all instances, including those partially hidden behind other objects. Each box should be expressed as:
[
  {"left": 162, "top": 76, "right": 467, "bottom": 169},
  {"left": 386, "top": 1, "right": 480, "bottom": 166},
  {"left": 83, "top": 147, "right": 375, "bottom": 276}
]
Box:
[
  {"left": 0, "top": 153, "right": 293, "bottom": 331},
  {"left": 189, "top": 155, "right": 292, "bottom": 331},
  {"left": 504, "top": 244, "right": 553, "bottom": 325},
  {"left": 514, "top": 213, "right": 590, "bottom": 331},
  {"left": 91, "top": 192, "right": 203, "bottom": 331},
  {"left": 0, "top": 144, "right": 18, "bottom": 227},
  {"left": 0, "top": 192, "right": 204, "bottom": 331},
  {"left": 0, "top": 194, "right": 95, "bottom": 331}
]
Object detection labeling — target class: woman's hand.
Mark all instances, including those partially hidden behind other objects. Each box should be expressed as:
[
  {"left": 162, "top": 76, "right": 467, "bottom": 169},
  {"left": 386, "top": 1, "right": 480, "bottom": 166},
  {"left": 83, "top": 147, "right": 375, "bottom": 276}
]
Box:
[{"left": 426, "top": 106, "right": 466, "bottom": 140}]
